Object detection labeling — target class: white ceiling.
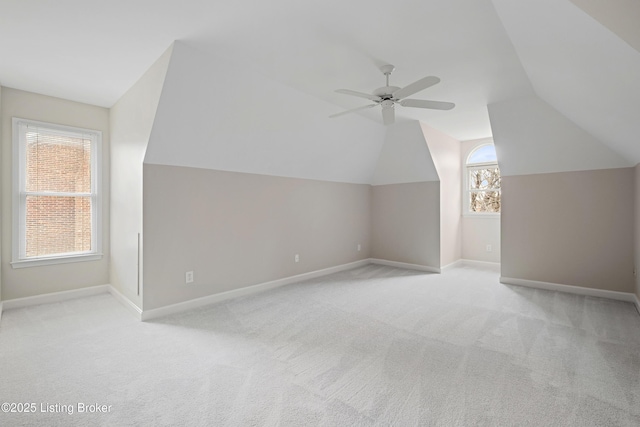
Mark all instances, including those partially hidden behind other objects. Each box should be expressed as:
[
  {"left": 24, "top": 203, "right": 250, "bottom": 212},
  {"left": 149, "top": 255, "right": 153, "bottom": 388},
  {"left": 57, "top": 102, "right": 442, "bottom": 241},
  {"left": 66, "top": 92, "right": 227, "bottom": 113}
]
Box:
[
  {"left": 493, "top": 0, "right": 640, "bottom": 163},
  {"left": 0, "top": 0, "right": 638, "bottom": 146},
  {"left": 145, "top": 42, "right": 388, "bottom": 184}
]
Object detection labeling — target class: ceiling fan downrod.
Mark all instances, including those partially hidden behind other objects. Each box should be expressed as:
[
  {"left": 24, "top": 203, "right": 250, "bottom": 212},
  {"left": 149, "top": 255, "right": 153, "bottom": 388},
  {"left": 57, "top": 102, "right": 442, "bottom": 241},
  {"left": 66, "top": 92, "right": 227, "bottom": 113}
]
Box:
[{"left": 380, "top": 64, "right": 395, "bottom": 87}]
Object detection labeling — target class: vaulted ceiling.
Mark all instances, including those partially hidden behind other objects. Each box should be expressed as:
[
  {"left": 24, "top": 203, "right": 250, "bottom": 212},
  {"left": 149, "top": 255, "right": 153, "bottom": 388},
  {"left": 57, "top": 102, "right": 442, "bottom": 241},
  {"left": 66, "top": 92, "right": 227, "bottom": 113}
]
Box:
[{"left": 1, "top": 0, "right": 638, "bottom": 153}]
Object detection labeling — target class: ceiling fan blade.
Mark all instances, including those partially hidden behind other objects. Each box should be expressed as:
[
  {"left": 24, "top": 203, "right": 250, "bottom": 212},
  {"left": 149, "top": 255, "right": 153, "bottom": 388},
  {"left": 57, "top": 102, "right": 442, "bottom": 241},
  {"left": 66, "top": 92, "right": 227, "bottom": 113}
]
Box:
[
  {"left": 329, "top": 103, "right": 377, "bottom": 118},
  {"left": 335, "top": 89, "right": 380, "bottom": 101},
  {"left": 399, "top": 99, "right": 455, "bottom": 110},
  {"left": 381, "top": 106, "right": 395, "bottom": 125},
  {"left": 392, "top": 76, "right": 440, "bottom": 100}
]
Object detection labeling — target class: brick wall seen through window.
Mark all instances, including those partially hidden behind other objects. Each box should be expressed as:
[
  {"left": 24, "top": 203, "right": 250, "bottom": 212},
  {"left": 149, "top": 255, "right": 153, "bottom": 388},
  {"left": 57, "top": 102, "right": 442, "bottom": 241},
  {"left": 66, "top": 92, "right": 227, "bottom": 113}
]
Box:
[{"left": 25, "top": 133, "right": 92, "bottom": 257}]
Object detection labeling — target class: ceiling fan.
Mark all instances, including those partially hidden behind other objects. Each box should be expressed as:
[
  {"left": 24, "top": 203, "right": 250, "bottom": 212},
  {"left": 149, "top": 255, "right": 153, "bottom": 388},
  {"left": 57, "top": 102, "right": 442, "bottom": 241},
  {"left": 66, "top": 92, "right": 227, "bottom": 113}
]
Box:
[{"left": 330, "top": 64, "right": 455, "bottom": 125}]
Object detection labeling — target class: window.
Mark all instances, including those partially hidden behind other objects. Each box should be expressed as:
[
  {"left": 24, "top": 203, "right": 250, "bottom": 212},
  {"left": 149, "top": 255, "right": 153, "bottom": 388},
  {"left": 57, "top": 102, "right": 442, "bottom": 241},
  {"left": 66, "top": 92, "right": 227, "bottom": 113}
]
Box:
[
  {"left": 465, "top": 143, "right": 501, "bottom": 215},
  {"left": 12, "top": 118, "right": 102, "bottom": 267}
]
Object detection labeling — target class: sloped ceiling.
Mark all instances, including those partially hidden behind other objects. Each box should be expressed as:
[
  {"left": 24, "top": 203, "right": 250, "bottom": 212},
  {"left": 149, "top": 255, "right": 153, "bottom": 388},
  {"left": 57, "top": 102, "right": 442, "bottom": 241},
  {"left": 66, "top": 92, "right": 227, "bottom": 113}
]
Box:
[
  {"left": 145, "top": 42, "right": 386, "bottom": 184},
  {"left": 185, "top": 0, "right": 533, "bottom": 142},
  {"left": 0, "top": 0, "right": 531, "bottom": 142},
  {"left": 1, "top": 0, "right": 639, "bottom": 161},
  {"left": 489, "top": 95, "right": 631, "bottom": 177},
  {"left": 371, "top": 121, "right": 439, "bottom": 186},
  {"left": 492, "top": 0, "right": 640, "bottom": 163}
]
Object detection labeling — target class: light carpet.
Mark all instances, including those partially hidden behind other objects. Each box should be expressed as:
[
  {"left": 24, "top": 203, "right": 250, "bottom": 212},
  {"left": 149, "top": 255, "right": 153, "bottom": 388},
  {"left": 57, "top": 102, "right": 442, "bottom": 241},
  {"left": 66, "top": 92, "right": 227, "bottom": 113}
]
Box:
[{"left": 1, "top": 264, "right": 639, "bottom": 426}]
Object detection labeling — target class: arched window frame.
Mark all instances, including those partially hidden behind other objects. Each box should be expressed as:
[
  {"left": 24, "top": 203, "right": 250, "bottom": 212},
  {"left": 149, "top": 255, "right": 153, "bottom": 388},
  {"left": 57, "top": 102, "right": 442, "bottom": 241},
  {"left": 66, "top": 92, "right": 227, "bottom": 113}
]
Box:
[{"left": 463, "top": 141, "right": 501, "bottom": 217}]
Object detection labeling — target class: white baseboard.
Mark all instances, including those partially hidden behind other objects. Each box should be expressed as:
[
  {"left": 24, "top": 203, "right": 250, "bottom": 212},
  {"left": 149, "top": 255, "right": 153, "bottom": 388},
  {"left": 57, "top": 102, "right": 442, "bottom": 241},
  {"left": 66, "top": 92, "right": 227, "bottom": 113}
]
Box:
[
  {"left": 500, "top": 276, "right": 637, "bottom": 303},
  {"left": 0, "top": 282, "right": 144, "bottom": 324},
  {"left": 369, "top": 259, "right": 440, "bottom": 274},
  {"left": 108, "top": 286, "right": 143, "bottom": 321},
  {"left": 141, "top": 259, "right": 371, "bottom": 321},
  {"left": 2, "top": 285, "right": 111, "bottom": 310},
  {"left": 0, "top": 257, "right": 437, "bottom": 323},
  {"left": 441, "top": 260, "right": 463, "bottom": 269},
  {"left": 444, "top": 259, "right": 501, "bottom": 271}
]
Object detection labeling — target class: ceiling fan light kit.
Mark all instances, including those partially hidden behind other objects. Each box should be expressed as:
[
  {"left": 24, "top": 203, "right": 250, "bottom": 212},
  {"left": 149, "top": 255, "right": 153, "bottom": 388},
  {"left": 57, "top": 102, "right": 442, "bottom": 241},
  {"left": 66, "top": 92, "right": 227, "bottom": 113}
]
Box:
[{"left": 330, "top": 64, "right": 455, "bottom": 125}]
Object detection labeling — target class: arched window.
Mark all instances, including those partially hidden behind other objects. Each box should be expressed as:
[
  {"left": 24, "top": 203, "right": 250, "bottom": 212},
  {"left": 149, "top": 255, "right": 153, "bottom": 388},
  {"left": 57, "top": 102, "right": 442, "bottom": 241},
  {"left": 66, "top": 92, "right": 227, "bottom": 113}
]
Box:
[{"left": 465, "top": 143, "right": 501, "bottom": 214}]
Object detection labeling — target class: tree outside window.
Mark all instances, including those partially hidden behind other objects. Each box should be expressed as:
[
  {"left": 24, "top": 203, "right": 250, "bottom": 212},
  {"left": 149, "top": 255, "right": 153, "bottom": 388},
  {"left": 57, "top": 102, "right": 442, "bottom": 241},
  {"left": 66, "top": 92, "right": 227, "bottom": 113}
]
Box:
[{"left": 466, "top": 144, "right": 500, "bottom": 214}]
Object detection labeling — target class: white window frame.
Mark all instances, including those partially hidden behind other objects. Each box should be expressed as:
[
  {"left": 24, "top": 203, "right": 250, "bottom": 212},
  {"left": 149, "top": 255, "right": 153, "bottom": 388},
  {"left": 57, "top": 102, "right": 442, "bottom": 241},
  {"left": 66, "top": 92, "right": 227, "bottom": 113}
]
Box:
[
  {"left": 11, "top": 118, "right": 103, "bottom": 268},
  {"left": 463, "top": 142, "right": 500, "bottom": 217}
]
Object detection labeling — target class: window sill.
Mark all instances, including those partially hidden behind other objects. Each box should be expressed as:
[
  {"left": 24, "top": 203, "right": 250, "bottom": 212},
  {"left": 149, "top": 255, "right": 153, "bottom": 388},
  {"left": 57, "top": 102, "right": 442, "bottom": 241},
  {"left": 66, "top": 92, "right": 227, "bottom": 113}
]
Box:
[{"left": 11, "top": 253, "right": 103, "bottom": 269}]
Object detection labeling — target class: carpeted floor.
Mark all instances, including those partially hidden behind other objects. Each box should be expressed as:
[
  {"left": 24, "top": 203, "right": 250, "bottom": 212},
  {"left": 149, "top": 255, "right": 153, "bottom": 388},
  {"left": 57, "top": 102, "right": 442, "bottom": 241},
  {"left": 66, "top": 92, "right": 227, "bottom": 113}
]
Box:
[{"left": 1, "top": 263, "right": 639, "bottom": 426}]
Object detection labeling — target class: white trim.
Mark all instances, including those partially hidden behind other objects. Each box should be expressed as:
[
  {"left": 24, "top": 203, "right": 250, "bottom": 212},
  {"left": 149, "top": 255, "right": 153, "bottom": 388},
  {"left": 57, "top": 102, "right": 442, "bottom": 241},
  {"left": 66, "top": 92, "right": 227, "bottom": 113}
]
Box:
[
  {"left": 0, "top": 283, "right": 144, "bottom": 324},
  {"left": 108, "top": 286, "right": 143, "bottom": 321},
  {"left": 369, "top": 258, "right": 440, "bottom": 274},
  {"left": 461, "top": 259, "right": 500, "bottom": 269},
  {"left": 2, "top": 284, "right": 110, "bottom": 310},
  {"left": 26, "top": 191, "right": 93, "bottom": 197},
  {"left": 12, "top": 118, "right": 21, "bottom": 265},
  {"left": 500, "top": 276, "right": 637, "bottom": 303},
  {"left": 465, "top": 165, "right": 501, "bottom": 215},
  {"left": 462, "top": 213, "right": 501, "bottom": 219},
  {"left": 141, "top": 259, "right": 372, "bottom": 321},
  {"left": 443, "top": 259, "right": 501, "bottom": 271},
  {"left": 11, "top": 253, "right": 103, "bottom": 268},
  {"left": 442, "top": 259, "right": 464, "bottom": 269},
  {"left": 1, "top": 265, "right": 635, "bottom": 328},
  {"left": 11, "top": 117, "right": 102, "bottom": 267},
  {"left": 462, "top": 212, "right": 500, "bottom": 218},
  {"left": 464, "top": 139, "right": 496, "bottom": 164}
]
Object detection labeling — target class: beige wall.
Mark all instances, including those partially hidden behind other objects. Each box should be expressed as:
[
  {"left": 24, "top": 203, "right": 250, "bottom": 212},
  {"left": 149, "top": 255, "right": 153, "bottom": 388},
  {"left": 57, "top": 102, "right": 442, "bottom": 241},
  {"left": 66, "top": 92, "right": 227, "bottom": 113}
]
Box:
[
  {"left": 501, "top": 168, "right": 634, "bottom": 293},
  {"left": 371, "top": 182, "right": 440, "bottom": 268},
  {"left": 462, "top": 217, "right": 500, "bottom": 263},
  {"left": 142, "top": 164, "right": 371, "bottom": 310},
  {"left": 1, "top": 87, "right": 110, "bottom": 300},
  {"left": 110, "top": 45, "right": 172, "bottom": 309},
  {"left": 369, "top": 121, "right": 441, "bottom": 269},
  {"left": 421, "top": 122, "right": 461, "bottom": 267}
]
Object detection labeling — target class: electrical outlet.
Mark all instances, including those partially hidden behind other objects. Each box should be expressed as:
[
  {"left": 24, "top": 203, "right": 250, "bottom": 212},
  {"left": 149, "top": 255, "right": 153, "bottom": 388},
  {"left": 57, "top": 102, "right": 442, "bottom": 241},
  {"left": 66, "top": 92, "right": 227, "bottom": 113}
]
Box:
[
  {"left": 295, "top": 254, "right": 299, "bottom": 263},
  {"left": 486, "top": 244, "right": 492, "bottom": 252},
  {"left": 185, "top": 271, "right": 194, "bottom": 284},
  {"left": 357, "top": 244, "right": 361, "bottom": 251}
]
